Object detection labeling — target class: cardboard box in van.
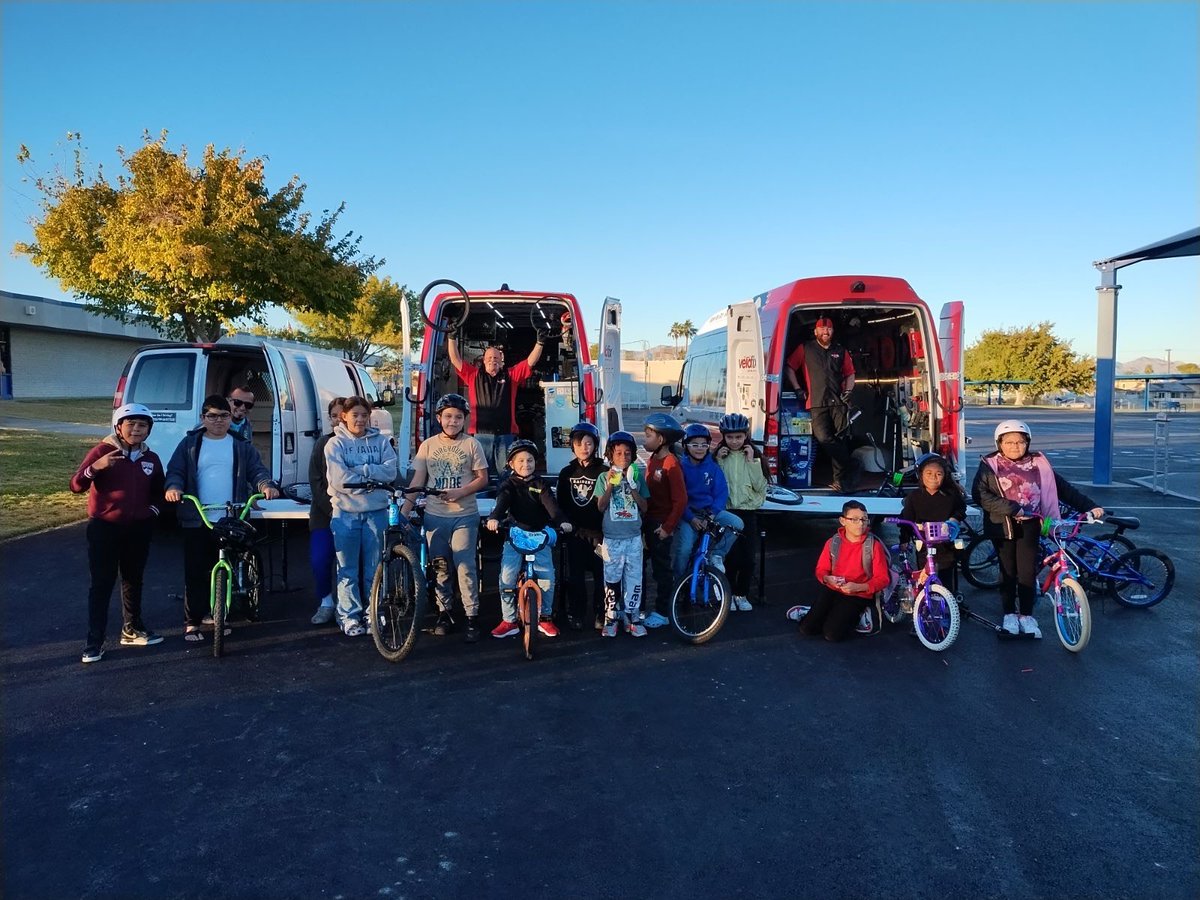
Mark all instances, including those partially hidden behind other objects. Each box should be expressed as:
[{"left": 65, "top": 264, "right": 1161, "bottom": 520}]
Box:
[
  {"left": 114, "top": 338, "right": 395, "bottom": 494},
  {"left": 664, "top": 275, "right": 965, "bottom": 515}
]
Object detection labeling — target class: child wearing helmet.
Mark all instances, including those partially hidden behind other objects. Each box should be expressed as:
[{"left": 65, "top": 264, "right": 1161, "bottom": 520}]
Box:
[
  {"left": 593, "top": 431, "right": 651, "bottom": 637},
  {"left": 71, "top": 403, "right": 166, "bottom": 663},
  {"left": 898, "top": 453, "right": 967, "bottom": 592},
  {"left": 555, "top": 422, "right": 609, "bottom": 631},
  {"left": 714, "top": 413, "right": 767, "bottom": 612},
  {"left": 673, "top": 424, "right": 743, "bottom": 582},
  {"left": 972, "top": 420, "right": 1103, "bottom": 638},
  {"left": 403, "top": 393, "right": 489, "bottom": 642},
  {"left": 640, "top": 413, "right": 687, "bottom": 628},
  {"left": 486, "top": 440, "right": 573, "bottom": 639}
]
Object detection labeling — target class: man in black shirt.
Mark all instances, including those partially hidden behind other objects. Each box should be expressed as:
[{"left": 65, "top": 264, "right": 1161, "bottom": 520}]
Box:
[{"left": 784, "top": 317, "right": 858, "bottom": 491}]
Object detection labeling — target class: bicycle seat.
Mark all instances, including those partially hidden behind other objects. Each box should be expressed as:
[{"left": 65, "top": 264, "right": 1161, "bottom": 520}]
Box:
[{"left": 1104, "top": 515, "right": 1140, "bottom": 531}]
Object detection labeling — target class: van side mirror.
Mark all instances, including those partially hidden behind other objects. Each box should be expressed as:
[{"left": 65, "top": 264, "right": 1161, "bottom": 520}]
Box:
[
  {"left": 377, "top": 389, "right": 396, "bottom": 407},
  {"left": 660, "top": 385, "right": 681, "bottom": 407}
]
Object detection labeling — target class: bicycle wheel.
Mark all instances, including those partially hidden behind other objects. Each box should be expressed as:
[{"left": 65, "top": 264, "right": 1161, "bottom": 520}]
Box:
[
  {"left": 1050, "top": 576, "right": 1091, "bottom": 652},
  {"left": 212, "top": 567, "right": 228, "bottom": 659},
  {"left": 1069, "top": 534, "right": 1135, "bottom": 586},
  {"left": 418, "top": 279, "right": 470, "bottom": 333},
  {"left": 670, "top": 565, "right": 731, "bottom": 645},
  {"left": 517, "top": 581, "right": 541, "bottom": 660},
  {"left": 765, "top": 484, "right": 803, "bottom": 506},
  {"left": 1106, "top": 548, "right": 1175, "bottom": 609},
  {"left": 912, "top": 584, "right": 960, "bottom": 652},
  {"left": 241, "top": 550, "right": 263, "bottom": 622},
  {"left": 1091, "top": 532, "right": 1137, "bottom": 556},
  {"left": 368, "top": 544, "right": 425, "bottom": 663},
  {"left": 962, "top": 535, "right": 1002, "bottom": 590},
  {"left": 882, "top": 578, "right": 912, "bottom": 624}
]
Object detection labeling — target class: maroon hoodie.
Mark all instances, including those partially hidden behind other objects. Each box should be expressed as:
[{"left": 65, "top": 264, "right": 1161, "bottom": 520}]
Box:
[{"left": 70, "top": 434, "right": 165, "bottom": 523}]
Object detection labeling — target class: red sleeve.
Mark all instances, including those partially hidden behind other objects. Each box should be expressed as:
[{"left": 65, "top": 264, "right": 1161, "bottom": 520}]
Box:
[
  {"left": 663, "top": 457, "right": 688, "bottom": 534},
  {"left": 454, "top": 360, "right": 476, "bottom": 383},
  {"left": 70, "top": 443, "right": 109, "bottom": 493},
  {"left": 842, "top": 350, "right": 855, "bottom": 378},
  {"left": 815, "top": 537, "right": 834, "bottom": 581},
  {"left": 866, "top": 539, "right": 891, "bottom": 594},
  {"left": 508, "top": 359, "right": 532, "bottom": 386},
  {"left": 786, "top": 343, "right": 805, "bottom": 375}
]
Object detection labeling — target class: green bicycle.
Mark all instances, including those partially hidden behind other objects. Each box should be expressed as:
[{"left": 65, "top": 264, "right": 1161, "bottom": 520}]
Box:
[{"left": 182, "top": 493, "right": 265, "bottom": 658}]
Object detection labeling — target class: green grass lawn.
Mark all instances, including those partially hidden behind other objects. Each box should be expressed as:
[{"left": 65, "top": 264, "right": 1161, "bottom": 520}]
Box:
[
  {"left": 0, "top": 397, "right": 113, "bottom": 426},
  {"left": 0, "top": 430, "right": 96, "bottom": 539}
]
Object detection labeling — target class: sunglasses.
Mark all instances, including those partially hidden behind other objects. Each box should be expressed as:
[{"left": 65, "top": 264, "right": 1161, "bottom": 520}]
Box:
[{"left": 229, "top": 398, "right": 255, "bottom": 410}]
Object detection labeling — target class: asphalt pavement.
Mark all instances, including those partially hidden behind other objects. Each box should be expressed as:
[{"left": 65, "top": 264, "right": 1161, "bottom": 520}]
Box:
[{"left": 2, "top": 410, "right": 1197, "bottom": 899}]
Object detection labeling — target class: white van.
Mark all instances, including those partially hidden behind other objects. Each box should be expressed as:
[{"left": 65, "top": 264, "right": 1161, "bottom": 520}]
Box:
[
  {"left": 664, "top": 275, "right": 965, "bottom": 515},
  {"left": 113, "top": 337, "right": 396, "bottom": 491}
]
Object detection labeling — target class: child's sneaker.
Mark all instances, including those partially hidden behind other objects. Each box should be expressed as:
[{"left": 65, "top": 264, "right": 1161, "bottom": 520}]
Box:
[
  {"left": 1001, "top": 613, "right": 1020, "bottom": 635},
  {"left": 733, "top": 596, "right": 753, "bottom": 612},
  {"left": 626, "top": 620, "right": 647, "bottom": 637},
  {"left": 594, "top": 614, "right": 605, "bottom": 632},
  {"left": 81, "top": 645, "right": 104, "bottom": 664},
  {"left": 1018, "top": 615, "right": 1042, "bottom": 638},
  {"left": 491, "top": 620, "right": 520, "bottom": 639},
  {"left": 855, "top": 608, "right": 874, "bottom": 634},
  {"left": 310, "top": 604, "right": 335, "bottom": 625},
  {"left": 601, "top": 619, "right": 618, "bottom": 638},
  {"left": 120, "top": 626, "right": 163, "bottom": 646},
  {"left": 343, "top": 620, "right": 366, "bottom": 637},
  {"left": 538, "top": 617, "right": 560, "bottom": 638},
  {"left": 786, "top": 605, "right": 810, "bottom": 622},
  {"left": 644, "top": 611, "right": 670, "bottom": 628}
]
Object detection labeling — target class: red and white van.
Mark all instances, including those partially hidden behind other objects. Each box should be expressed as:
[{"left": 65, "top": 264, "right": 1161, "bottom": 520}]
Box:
[
  {"left": 664, "top": 275, "right": 965, "bottom": 515},
  {"left": 402, "top": 284, "right": 623, "bottom": 479}
]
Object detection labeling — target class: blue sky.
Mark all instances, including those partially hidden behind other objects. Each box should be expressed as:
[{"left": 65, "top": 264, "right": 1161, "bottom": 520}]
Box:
[{"left": 3, "top": 2, "right": 1197, "bottom": 363}]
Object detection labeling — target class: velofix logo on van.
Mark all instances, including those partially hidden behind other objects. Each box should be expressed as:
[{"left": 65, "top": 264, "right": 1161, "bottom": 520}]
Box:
[{"left": 737, "top": 356, "right": 757, "bottom": 370}]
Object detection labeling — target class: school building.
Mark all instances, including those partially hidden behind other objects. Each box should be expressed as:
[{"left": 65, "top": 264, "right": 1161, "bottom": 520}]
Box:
[{"left": 0, "top": 291, "right": 169, "bottom": 399}]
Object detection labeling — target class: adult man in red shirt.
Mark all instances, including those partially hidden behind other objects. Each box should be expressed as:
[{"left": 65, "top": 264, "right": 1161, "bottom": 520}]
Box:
[
  {"left": 784, "top": 316, "right": 858, "bottom": 492},
  {"left": 448, "top": 336, "right": 545, "bottom": 476}
]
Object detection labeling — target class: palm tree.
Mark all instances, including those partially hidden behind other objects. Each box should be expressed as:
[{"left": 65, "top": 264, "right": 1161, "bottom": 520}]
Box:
[
  {"left": 669, "top": 322, "right": 683, "bottom": 353},
  {"left": 681, "top": 319, "right": 697, "bottom": 352}
]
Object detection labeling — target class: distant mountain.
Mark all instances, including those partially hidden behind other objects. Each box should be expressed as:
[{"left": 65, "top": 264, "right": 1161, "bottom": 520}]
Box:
[{"left": 1119, "top": 356, "right": 1170, "bottom": 375}]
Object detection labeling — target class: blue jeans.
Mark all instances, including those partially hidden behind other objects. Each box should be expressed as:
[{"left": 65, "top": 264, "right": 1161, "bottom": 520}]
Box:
[
  {"left": 498, "top": 541, "right": 555, "bottom": 621},
  {"left": 671, "top": 510, "right": 744, "bottom": 580},
  {"left": 309, "top": 527, "right": 336, "bottom": 601},
  {"left": 474, "top": 432, "right": 514, "bottom": 477},
  {"left": 331, "top": 509, "right": 387, "bottom": 626}
]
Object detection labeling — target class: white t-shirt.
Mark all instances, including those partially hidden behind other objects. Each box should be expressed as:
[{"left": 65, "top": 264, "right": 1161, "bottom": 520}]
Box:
[{"left": 198, "top": 435, "right": 235, "bottom": 508}]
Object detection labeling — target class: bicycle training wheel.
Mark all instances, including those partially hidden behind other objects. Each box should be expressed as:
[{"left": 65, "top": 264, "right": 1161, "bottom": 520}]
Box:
[
  {"left": 242, "top": 550, "right": 263, "bottom": 622},
  {"left": 212, "top": 568, "right": 228, "bottom": 659},
  {"left": 669, "top": 565, "right": 731, "bottom": 645},
  {"left": 517, "top": 582, "right": 541, "bottom": 661},
  {"left": 369, "top": 544, "right": 425, "bottom": 663},
  {"left": 912, "top": 584, "right": 961, "bottom": 652},
  {"left": 962, "top": 535, "right": 1002, "bottom": 590},
  {"left": 418, "top": 279, "right": 470, "bottom": 334},
  {"left": 1106, "top": 549, "right": 1175, "bottom": 609},
  {"left": 1050, "top": 577, "right": 1091, "bottom": 652}
]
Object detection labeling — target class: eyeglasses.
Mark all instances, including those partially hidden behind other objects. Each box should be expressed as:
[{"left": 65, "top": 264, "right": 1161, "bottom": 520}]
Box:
[
  {"left": 229, "top": 398, "right": 255, "bottom": 410},
  {"left": 204, "top": 412, "right": 231, "bottom": 421},
  {"left": 1000, "top": 439, "right": 1028, "bottom": 447},
  {"left": 841, "top": 516, "right": 869, "bottom": 524}
]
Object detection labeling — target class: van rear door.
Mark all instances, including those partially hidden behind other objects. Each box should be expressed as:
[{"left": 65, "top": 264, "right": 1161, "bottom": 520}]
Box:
[
  {"left": 261, "top": 343, "right": 295, "bottom": 485},
  {"left": 395, "top": 293, "right": 413, "bottom": 472},
  {"left": 596, "top": 297, "right": 623, "bottom": 438},
  {"left": 123, "top": 346, "right": 203, "bottom": 468},
  {"left": 725, "top": 301, "right": 765, "bottom": 440},
  {"left": 937, "top": 301, "right": 966, "bottom": 479}
]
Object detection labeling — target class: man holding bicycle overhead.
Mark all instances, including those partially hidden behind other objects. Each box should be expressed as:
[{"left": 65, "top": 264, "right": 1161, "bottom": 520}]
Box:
[
  {"left": 165, "top": 395, "right": 278, "bottom": 643},
  {"left": 447, "top": 334, "right": 546, "bottom": 476},
  {"left": 402, "top": 393, "right": 488, "bottom": 642}
]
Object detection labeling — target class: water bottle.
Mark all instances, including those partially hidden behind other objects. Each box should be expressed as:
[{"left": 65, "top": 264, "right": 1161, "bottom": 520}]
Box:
[{"left": 388, "top": 499, "right": 400, "bottom": 527}]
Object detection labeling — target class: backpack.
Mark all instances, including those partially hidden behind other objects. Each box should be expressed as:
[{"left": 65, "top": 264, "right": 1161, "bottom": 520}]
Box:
[{"left": 829, "top": 532, "right": 896, "bottom": 636}]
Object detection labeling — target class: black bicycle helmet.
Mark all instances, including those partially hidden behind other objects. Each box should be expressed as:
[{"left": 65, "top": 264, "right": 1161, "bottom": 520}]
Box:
[
  {"left": 569, "top": 421, "right": 600, "bottom": 444},
  {"left": 506, "top": 438, "right": 540, "bottom": 463},
  {"left": 719, "top": 412, "right": 751, "bottom": 434},
  {"left": 643, "top": 412, "right": 684, "bottom": 446},
  {"left": 604, "top": 430, "right": 638, "bottom": 455},
  {"left": 434, "top": 393, "right": 470, "bottom": 416},
  {"left": 683, "top": 423, "right": 711, "bottom": 443}
]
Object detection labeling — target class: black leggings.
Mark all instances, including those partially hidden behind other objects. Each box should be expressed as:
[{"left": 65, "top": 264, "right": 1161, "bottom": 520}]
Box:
[
  {"left": 725, "top": 510, "right": 758, "bottom": 597},
  {"left": 86, "top": 518, "right": 154, "bottom": 646},
  {"left": 993, "top": 520, "right": 1041, "bottom": 615},
  {"left": 798, "top": 585, "right": 869, "bottom": 642},
  {"left": 564, "top": 533, "right": 604, "bottom": 621}
]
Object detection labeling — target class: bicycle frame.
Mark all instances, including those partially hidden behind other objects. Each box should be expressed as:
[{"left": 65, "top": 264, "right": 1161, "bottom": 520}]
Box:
[
  {"left": 885, "top": 517, "right": 965, "bottom": 650},
  {"left": 686, "top": 517, "right": 731, "bottom": 604}
]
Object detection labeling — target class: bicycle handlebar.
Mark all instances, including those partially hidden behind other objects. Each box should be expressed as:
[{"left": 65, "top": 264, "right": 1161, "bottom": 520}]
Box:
[
  {"left": 885, "top": 517, "right": 961, "bottom": 545},
  {"left": 1040, "top": 512, "right": 1100, "bottom": 539},
  {"left": 341, "top": 481, "right": 447, "bottom": 498},
  {"left": 181, "top": 493, "right": 265, "bottom": 528}
]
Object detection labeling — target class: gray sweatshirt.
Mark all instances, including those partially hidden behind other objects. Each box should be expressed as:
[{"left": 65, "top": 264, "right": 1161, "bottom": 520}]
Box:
[{"left": 324, "top": 424, "right": 398, "bottom": 514}]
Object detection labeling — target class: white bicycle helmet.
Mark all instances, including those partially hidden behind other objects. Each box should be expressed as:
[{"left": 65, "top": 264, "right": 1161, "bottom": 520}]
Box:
[
  {"left": 994, "top": 419, "right": 1031, "bottom": 448},
  {"left": 113, "top": 402, "right": 154, "bottom": 432}
]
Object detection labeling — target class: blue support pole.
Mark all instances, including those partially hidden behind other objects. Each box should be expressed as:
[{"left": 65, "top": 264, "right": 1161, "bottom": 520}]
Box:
[{"left": 1093, "top": 271, "right": 1119, "bottom": 484}]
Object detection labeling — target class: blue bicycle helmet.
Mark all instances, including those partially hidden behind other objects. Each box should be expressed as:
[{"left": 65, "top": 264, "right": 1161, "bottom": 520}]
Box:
[
  {"left": 569, "top": 421, "right": 600, "bottom": 444},
  {"left": 643, "top": 412, "right": 684, "bottom": 446},
  {"left": 604, "top": 430, "right": 638, "bottom": 456},
  {"left": 683, "top": 423, "right": 711, "bottom": 443},
  {"left": 719, "top": 412, "right": 751, "bottom": 434}
]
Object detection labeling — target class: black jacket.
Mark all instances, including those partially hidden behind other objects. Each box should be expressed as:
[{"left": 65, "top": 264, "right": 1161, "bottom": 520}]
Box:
[
  {"left": 489, "top": 475, "right": 565, "bottom": 533},
  {"left": 971, "top": 452, "right": 1095, "bottom": 541}
]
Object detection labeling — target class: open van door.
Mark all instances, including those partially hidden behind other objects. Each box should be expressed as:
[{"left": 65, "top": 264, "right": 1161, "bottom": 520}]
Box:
[
  {"left": 261, "top": 342, "right": 295, "bottom": 486},
  {"left": 726, "top": 301, "right": 765, "bottom": 440},
  {"left": 597, "top": 297, "right": 623, "bottom": 438},
  {"left": 395, "top": 289, "right": 414, "bottom": 473},
  {"left": 937, "top": 301, "right": 966, "bottom": 480}
]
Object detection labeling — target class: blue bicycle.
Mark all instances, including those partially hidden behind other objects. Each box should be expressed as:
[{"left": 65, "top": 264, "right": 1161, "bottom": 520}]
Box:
[{"left": 670, "top": 513, "right": 739, "bottom": 644}]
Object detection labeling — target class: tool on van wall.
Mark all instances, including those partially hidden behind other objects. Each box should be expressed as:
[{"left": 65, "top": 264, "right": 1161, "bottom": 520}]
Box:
[{"left": 418, "top": 279, "right": 471, "bottom": 334}]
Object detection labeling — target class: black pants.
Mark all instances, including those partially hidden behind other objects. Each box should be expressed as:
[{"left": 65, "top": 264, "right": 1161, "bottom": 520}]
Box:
[
  {"left": 183, "top": 526, "right": 222, "bottom": 627},
  {"left": 564, "top": 532, "right": 604, "bottom": 622},
  {"left": 798, "top": 585, "right": 869, "bottom": 642},
  {"left": 994, "top": 521, "right": 1041, "bottom": 615},
  {"left": 811, "top": 405, "right": 852, "bottom": 482},
  {"left": 725, "top": 510, "right": 759, "bottom": 597},
  {"left": 86, "top": 518, "right": 154, "bottom": 647},
  {"left": 643, "top": 522, "right": 674, "bottom": 614}
]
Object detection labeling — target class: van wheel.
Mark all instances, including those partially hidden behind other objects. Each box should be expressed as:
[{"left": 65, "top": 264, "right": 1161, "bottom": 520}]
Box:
[{"left": 419, "top": 279, "right": 471, "bottom": 333}]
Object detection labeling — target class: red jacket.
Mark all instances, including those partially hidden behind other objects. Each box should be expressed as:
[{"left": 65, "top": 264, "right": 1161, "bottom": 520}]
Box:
[
  {"left": 71, "top": 436, "right": 164, "bottom": 523},
  {"left": 644, "top": 452, "right": 688, "bottom": 536},
  {"left": 814, "top": 528, "right": 890, "bottom": 595}
]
